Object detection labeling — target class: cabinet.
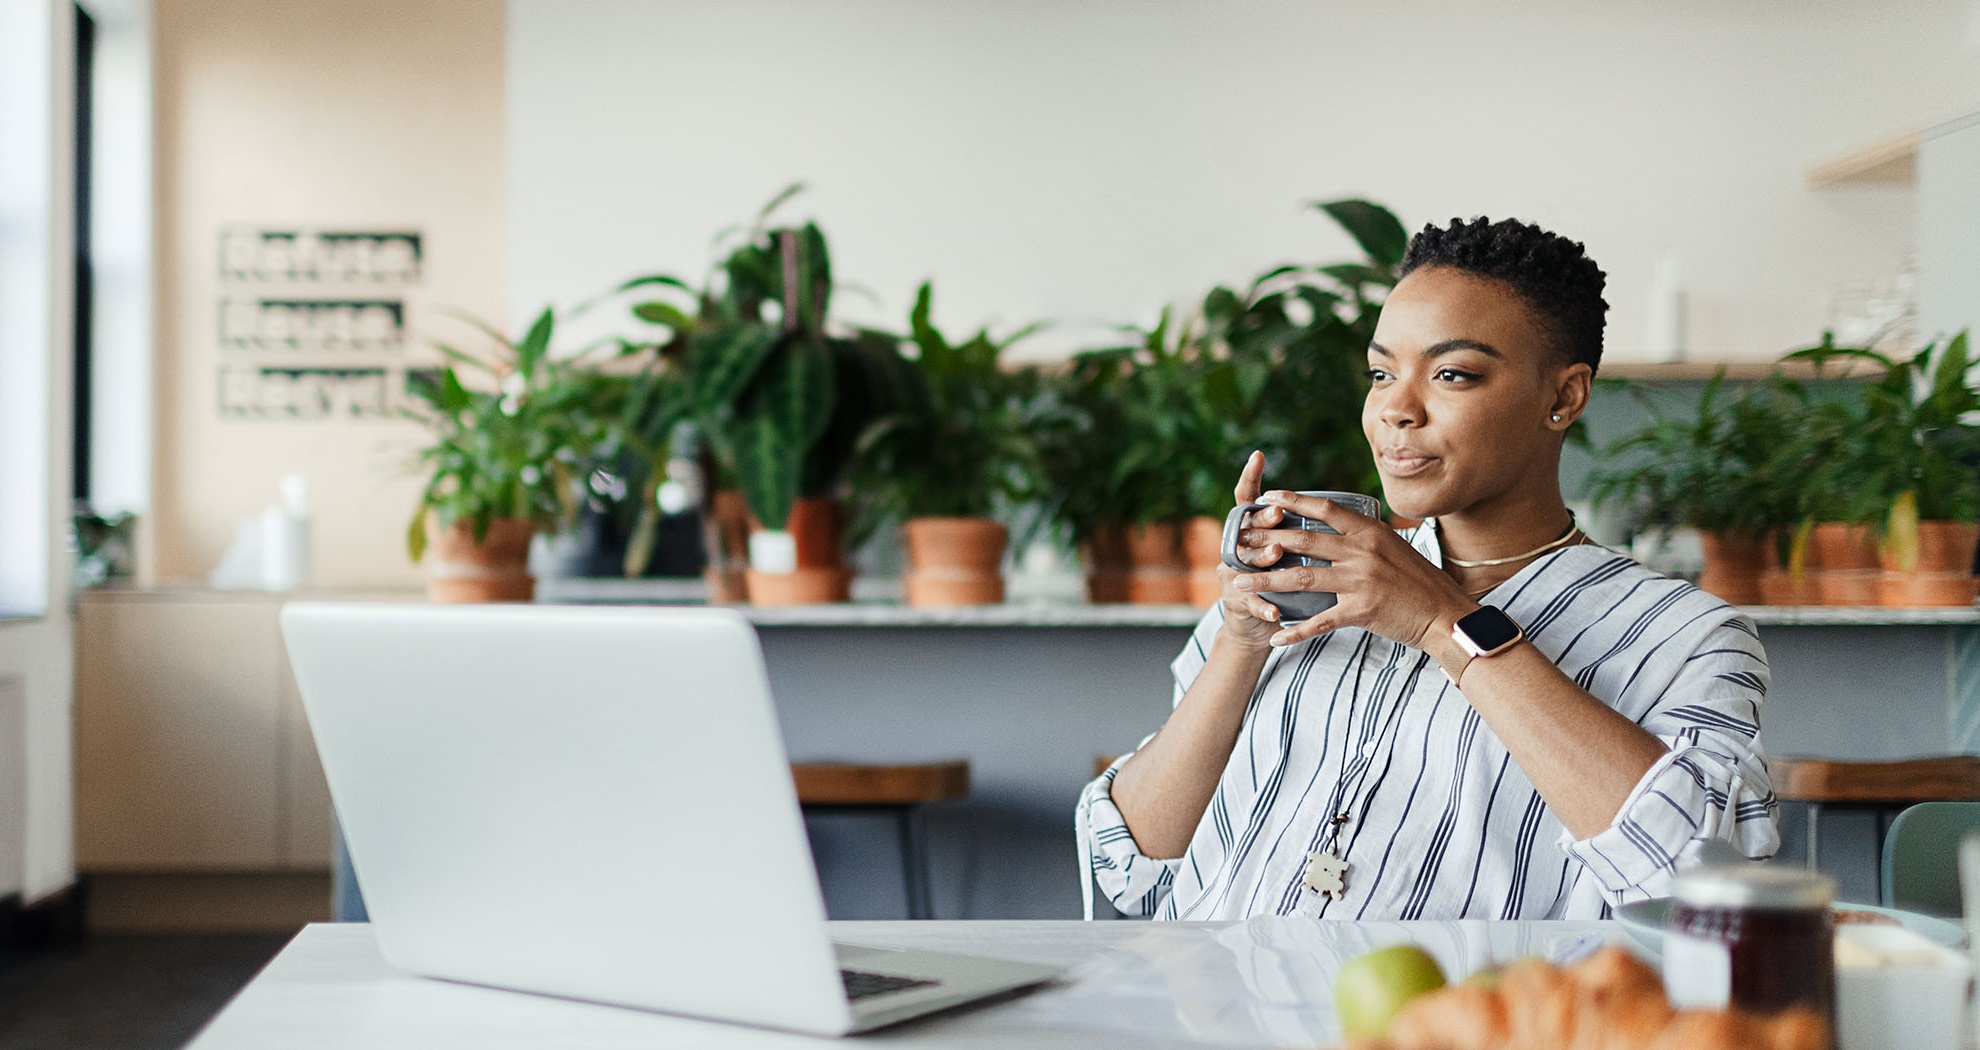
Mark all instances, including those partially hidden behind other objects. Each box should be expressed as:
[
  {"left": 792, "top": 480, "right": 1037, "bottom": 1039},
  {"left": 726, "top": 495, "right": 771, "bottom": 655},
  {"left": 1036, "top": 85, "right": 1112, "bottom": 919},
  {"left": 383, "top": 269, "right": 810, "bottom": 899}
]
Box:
[{"left": 73, "top": 589, "right": 384, "bottom": 871}]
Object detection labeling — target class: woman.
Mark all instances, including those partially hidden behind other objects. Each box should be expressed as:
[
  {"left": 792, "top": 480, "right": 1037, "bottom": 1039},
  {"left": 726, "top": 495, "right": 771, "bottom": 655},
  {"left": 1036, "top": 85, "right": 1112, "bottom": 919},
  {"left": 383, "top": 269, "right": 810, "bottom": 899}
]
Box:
[{"left": 1077, "top": 216, "right": 1777, "bottom": 921}]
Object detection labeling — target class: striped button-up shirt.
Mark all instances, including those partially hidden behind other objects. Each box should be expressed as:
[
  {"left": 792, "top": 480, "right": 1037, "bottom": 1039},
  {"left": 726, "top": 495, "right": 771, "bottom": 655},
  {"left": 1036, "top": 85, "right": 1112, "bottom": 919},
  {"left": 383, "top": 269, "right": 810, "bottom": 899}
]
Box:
[{"left": 1076, "top": 523, "right": 1779, "bottom": 921}]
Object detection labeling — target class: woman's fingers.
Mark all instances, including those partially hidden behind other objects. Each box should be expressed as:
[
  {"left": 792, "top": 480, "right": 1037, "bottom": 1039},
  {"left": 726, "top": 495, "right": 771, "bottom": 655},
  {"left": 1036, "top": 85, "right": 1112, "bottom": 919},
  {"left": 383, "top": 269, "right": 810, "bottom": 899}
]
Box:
[
  {"left": 1271, "top": 615, "right": 1339, "bottom": 647},
  {"left": 1240, "top": 528, "right": 1346, "bottom": 560},
  {"left": 1236, "top": 540, "right": 1282, "bottom": 567},
  {"left": 1234, "top": 451, "right": 1266, "bottom": 505},
  {"left": 1258, "top": 490, "right": 1375, "bottom": 531},
  {"left": 1234, "top": 564, "right": 1341, "bottom": 595}
]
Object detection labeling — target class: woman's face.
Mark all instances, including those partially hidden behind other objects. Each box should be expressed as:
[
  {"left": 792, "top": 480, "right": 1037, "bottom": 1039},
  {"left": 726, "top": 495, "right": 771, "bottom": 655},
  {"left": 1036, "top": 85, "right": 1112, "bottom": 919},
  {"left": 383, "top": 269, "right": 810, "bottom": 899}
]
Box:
[{"left": 1361, "top": 265, "right": 1586, "bottom": 521}]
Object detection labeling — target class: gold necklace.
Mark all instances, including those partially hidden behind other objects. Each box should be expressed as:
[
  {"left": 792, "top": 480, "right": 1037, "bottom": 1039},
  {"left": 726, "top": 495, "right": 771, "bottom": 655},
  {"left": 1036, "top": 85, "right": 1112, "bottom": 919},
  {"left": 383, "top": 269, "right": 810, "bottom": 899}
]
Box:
[{"left": 1439, "top": 513, "right": 1583, "bottom": 569}]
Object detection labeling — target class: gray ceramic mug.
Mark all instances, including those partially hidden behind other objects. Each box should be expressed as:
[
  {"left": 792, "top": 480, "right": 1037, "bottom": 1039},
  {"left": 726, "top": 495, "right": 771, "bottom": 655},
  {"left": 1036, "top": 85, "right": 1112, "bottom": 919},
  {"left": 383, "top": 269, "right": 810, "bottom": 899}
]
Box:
[{"left": 1219, "top": 491, "right": 1383, "bottom": 622}]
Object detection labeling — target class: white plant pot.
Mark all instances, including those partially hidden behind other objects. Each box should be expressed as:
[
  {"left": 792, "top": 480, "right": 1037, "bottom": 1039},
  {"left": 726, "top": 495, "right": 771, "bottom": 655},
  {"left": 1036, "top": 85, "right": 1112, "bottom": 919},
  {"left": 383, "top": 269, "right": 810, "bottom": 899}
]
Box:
[{"left": 749, "top": 530, "right": 797, "bottom": 574}]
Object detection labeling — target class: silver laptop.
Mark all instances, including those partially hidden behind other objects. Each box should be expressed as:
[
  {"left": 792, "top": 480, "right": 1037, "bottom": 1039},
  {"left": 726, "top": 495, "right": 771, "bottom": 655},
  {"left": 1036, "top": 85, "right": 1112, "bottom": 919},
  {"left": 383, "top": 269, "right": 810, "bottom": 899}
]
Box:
[{"left": 280, "top": 602, "right": 1060, "bottom": 1036}]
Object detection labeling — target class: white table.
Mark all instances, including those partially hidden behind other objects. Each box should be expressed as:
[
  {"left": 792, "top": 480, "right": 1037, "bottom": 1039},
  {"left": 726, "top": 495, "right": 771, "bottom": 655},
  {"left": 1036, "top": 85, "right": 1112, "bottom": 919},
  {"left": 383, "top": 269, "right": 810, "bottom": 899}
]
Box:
[{"left": 185, "top": 919, "right": 1623, "bottom": 1049}]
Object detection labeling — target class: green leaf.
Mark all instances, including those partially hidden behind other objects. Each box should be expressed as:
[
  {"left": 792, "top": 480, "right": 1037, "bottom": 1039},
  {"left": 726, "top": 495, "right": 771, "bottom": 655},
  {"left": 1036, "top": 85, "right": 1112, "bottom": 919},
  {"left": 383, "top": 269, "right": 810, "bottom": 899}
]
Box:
[
  {"left": 731, "top": 411, "right": 798, "bottom": 530},
  {"left": 617, "top": 273, "right": 695, "bottom": 295},
  {"left": 1318, "top": 263, "right": 1397, "bottom": 290},
  {"left": 439, "top": 368, "right": 471, "bottom": 415},
  {"left": 431, "top": 342, "right": 493, "bottom": 373},
  {"left": 756, "top": 182, "right": 806, "bottom": 226},
  {"left": 764, "top": 336, "right": 835, "bottom": 449},
  {"left": 687, "top": 326, "right": 778, "bottom": 417},
  {"left": 406, "top": 505, "right": 429, "bottom": 563},
  {"left": 515, "top": 307, "right": 556, "bottom": 380},
  {"left": 1314, "top": 199, "right": 1409, "bottom": 269},
  {"left": 632, "top": 300, "right": 693, "bottom": 330}
]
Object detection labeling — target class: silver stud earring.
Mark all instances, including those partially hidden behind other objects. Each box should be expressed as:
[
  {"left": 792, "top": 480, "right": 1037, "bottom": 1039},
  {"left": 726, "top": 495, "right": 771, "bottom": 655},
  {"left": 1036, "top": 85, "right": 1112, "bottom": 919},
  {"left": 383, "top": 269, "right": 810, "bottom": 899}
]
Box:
[{"left": 1551, "top": 414, "right": 1562, "bottom": 423}]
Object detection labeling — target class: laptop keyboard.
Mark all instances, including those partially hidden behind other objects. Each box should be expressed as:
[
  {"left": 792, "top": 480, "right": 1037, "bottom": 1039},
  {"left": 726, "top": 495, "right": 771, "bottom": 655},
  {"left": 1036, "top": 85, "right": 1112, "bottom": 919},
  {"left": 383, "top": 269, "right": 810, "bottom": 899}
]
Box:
[{"left": 841, "top": 968, "right": 939, "bottom": 1001}]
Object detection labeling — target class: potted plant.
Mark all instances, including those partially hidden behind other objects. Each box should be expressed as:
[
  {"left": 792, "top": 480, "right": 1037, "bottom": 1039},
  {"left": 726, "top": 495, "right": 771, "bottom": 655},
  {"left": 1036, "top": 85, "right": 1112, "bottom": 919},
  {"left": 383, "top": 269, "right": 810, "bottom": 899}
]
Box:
[
  {"left": 1589, "top": 373, "right": 1802, "bottom": 606},
  {"left": 670, "top": 188, "right": 920, "bottom": 605},
  {"left": 1234, "top": 199, "right": 1402, "bottom": 502},
  {"left": 1787, "top": 330, "right": 1980, "bottom": 605},
  {"left": 852, "top": 282, "right": 1048, "bottom": 606},
  {"left": 405, "top": 306, "right": 596, "bottom": 602},
  {"left": 1110, "top": 311, "right": 1203, "bottom": 604},
  {"left": 1036, "top": 348, "right": 1138, "bottom": 602}
]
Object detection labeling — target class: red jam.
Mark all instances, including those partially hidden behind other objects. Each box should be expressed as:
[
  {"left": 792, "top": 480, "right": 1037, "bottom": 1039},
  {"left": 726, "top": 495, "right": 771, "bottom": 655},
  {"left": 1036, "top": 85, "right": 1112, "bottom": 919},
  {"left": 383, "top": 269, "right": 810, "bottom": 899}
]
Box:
[{"left": 1662, "top": 866, "right": 1835, "bottom": 1037}]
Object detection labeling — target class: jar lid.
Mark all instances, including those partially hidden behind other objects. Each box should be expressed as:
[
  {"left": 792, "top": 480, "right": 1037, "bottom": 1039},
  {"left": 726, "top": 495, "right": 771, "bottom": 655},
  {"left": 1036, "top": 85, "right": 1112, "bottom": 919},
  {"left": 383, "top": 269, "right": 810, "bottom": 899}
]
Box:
[{"left": 1670, "top": 865, "right": 1835, "bottom": 910}]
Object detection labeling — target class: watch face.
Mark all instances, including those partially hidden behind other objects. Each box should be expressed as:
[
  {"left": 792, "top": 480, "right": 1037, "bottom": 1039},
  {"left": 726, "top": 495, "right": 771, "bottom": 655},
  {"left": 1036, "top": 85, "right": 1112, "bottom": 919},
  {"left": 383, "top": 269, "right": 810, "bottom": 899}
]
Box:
[{"left": 1458, "top": 606, "right": 1523, "bottom": 652}]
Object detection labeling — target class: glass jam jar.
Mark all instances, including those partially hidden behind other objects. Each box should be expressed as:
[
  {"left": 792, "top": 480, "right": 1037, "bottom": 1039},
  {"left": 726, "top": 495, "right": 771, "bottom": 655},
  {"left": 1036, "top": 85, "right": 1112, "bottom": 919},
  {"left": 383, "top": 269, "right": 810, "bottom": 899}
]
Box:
[{"left": 1663, "top": 865, "right": 1835, "bottom": 1021}]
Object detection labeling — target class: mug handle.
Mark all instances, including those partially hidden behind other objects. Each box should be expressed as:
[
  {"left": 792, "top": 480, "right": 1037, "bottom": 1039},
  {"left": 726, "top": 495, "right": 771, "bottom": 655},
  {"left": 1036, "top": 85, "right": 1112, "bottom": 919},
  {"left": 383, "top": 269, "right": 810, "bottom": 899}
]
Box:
[{"left": 1221, "top": 503, "right": 1269, "bottom": 573}]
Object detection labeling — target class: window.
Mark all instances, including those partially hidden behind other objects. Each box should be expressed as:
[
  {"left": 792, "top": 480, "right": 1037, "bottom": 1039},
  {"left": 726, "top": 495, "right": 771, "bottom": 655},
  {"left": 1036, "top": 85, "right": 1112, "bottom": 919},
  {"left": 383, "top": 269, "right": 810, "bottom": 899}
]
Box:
[{"left": 0, "top": 0, "right": 61, "bottom": 618}]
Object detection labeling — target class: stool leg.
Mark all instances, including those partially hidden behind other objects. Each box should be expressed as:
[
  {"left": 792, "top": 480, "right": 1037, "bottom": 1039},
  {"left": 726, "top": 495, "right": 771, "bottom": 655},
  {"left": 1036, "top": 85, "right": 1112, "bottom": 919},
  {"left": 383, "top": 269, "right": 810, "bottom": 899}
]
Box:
[
  {"left": 1806, "top": 802, "right": 1822, "bottom": 871},
  {"left": 1871, "top": 808, "right": 1890, "bottom": 905},
  {"left": 897, "top": 807, "right": 933, "bottom": 920}
]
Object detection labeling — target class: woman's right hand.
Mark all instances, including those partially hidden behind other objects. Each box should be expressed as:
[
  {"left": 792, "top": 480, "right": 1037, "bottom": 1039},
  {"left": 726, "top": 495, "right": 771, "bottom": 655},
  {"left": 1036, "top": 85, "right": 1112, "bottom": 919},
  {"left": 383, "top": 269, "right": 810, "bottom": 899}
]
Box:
[{"left": 1218, "top": 451, "right": 1286, "bottom": 652}]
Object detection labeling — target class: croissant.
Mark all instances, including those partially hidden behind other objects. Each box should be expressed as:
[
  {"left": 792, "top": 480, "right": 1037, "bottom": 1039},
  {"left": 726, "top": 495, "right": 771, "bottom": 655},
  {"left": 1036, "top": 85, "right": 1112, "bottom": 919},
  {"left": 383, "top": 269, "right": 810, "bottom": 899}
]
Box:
[
  {"left": 1361, "top": 946, "right": 1828, "bottom": 1050},
  {"left": 1386, "top": 984, "right": 1510, "bottom": 1050}
]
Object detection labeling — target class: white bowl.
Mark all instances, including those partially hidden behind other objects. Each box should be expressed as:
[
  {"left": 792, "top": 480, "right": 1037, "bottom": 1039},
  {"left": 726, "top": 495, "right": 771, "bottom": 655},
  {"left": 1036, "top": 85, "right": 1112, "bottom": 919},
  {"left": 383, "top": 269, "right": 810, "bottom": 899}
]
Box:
[{"left": 1835, "top": 925, "right": 1972, "bottom": 1050}]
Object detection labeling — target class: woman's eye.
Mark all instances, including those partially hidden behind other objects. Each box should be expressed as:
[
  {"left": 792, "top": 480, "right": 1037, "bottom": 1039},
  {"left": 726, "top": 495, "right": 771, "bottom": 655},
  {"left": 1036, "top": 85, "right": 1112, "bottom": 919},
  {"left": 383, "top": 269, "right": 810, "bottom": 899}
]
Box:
[
  {"left": 1436, "top": 368, "right": 1481, "bottom": 383},
  {"left": 1364, "top": 368, "right": 1390, "bottom": 382}
]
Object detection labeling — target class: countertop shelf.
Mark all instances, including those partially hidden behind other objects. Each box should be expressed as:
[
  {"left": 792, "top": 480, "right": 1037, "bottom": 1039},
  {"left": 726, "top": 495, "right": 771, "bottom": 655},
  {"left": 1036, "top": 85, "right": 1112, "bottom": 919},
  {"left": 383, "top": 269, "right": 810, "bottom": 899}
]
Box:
[
  {"left": 537, "top": 577, "right": 1980, "bottom": 628},
  {"left": 87, "top": 581, "right": 1980, "bottom": 628}
]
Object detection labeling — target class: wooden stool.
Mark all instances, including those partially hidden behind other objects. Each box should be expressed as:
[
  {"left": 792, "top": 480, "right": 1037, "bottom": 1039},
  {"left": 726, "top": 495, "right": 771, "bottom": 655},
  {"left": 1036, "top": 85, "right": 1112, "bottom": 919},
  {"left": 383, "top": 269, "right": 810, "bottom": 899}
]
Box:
[
  {"left": 791, "top": 760, "right": 969, "bottom": 920},
  {"left": 1772, "top": 755, "right": 1980, "bottom": 900}
]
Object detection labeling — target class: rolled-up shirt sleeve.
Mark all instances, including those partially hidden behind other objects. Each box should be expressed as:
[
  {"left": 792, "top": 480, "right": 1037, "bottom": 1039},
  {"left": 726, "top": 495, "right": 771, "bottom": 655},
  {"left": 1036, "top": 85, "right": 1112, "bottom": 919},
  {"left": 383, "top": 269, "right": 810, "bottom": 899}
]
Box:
[
  {"left": 1559, "top": 615, "right": 1780, "bottom": 904},
  {"left": 1077, "top": 738, "right": 1178, "bottom": 917},
  {"left": 1075, "top": 606, "right": 1224, "bottom": 918}
]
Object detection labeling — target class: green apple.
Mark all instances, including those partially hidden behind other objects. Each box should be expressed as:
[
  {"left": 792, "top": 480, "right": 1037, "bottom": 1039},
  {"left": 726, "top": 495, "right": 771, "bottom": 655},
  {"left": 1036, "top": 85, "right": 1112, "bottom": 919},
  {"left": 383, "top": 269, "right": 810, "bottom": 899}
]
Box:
[{"left": 1333, "top": 944, "right": 1448, "bottom": 1041}]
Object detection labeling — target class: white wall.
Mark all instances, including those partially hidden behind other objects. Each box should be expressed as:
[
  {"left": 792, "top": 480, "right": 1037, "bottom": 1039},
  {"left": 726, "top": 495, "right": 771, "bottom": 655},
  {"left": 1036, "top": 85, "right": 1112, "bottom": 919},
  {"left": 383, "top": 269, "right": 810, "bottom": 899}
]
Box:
[
  {"left": 1919, "top": 112, "right": 1980, "bottom": 342},
  {"left": 509, "top": 0, "right": 1980, "bottom": 362},
  {"left": 0, "top": 0, "right": 79, "bottom": 903}
]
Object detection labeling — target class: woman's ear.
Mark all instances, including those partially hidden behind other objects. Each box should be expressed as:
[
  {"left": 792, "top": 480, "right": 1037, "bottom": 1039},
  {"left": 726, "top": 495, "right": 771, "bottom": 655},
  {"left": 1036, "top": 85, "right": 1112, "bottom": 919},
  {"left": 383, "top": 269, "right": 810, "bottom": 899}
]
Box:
[{"left": 1547, "top": 363, "right": 1593, "bottom": 430}]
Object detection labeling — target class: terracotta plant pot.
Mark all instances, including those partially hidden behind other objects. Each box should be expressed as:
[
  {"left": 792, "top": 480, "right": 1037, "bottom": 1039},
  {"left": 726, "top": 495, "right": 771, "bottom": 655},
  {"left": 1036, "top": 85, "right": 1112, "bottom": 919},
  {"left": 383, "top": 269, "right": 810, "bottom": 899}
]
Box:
[
  {"left": 1805, "top": 522, "right": 1880, "bottom": 605},
  {"left": 1081, "top": 523, "right": 1132, "bottom": 604},
  {"left": 744, "top": 567, "right": 854, "bottom": 607},
  {"left": 1877, "top": 572, "right": 1980, "bottom": 607},
  {"left": 1808, "top": 522, "right": 1878, "bottom": 570},
  {"left": 785, "top": 498, "right": 847, "bottom": 571},
  {"left": 1126, "top": 521, "right": 1187, "bottom": 605},
  {"left": 425, "top": 516, "right": 535, "bottom": 603},
  {"left": 743, "top": 497, "right": 852, "bottom": 606},
  {"left": 1696, "top": 531, "right": 1766, "bottom": 606},
  {"left": 901, "top": 517, "right": 1008, "bottom": 607},
  {"left": 703, "top": 489, "right": 754, "bottom": 603},
  {"left": 1880, "top": 521, "right": 1980, "bottom": 574},
  {"left": 703, "top": 567, "right": 749, "bottom": 603},
  {"left": 1815, "top": 570, "right": 1879, "bottom": 605},
  {"left": 1758, "top": 568, "right": 1818, "bottom": 606},
  {"left": 1184, "top": 516, "right": 1225, "bottom": 608}
]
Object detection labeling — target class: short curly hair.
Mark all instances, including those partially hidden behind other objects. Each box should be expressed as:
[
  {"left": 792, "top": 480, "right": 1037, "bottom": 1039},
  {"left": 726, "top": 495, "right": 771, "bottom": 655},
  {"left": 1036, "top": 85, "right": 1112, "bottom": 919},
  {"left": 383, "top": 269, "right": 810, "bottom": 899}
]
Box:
[{"left": 1397, "top": 217, "right": 1609, "bottom": 376}]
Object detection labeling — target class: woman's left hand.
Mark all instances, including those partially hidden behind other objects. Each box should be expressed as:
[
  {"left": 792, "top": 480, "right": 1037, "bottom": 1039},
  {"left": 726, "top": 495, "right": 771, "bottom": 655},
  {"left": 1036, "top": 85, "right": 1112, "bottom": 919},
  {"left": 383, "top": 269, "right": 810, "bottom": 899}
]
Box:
[{"left": 1232, "top": 491, "right": 1473, "bottom": 650}]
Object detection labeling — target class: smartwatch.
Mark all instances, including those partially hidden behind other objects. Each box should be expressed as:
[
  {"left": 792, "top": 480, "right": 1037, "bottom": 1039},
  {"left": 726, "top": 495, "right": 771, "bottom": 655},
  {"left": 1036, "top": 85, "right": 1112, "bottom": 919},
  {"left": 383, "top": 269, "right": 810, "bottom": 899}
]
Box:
[{"left": 1452, "top": 605, "right": 1525, "bottom": 659}]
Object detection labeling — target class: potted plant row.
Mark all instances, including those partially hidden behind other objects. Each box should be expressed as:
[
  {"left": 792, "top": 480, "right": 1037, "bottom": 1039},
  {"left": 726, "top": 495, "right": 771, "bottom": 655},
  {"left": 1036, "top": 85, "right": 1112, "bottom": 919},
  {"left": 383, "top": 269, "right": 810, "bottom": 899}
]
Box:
[
  {"left": 1790, "top": 329, "right": 1980, "bottom": 605},
  {"left": 1037, "top": 198, "right": 1401, "bottom": 605},
  {"left": 401, "top": 192, "right": 1418, "bottom": 611},
  {"left": 1591, "top": 329, "right": 1980, "bottom": 607}
]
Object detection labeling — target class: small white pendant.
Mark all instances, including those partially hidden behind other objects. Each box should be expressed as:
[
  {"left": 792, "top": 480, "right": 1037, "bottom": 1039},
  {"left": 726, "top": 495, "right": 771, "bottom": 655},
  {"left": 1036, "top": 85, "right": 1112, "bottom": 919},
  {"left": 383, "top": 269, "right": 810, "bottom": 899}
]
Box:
[{"left": 1303, "top": 848, "right": 1349, "bottom": 900}]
